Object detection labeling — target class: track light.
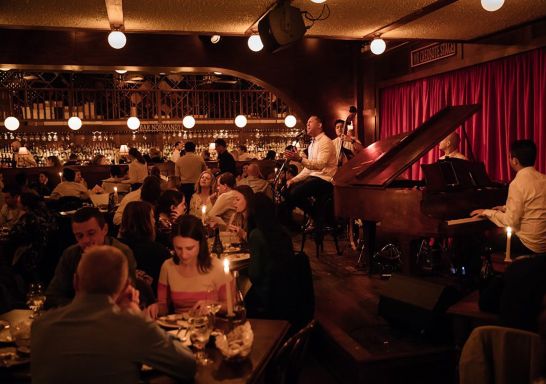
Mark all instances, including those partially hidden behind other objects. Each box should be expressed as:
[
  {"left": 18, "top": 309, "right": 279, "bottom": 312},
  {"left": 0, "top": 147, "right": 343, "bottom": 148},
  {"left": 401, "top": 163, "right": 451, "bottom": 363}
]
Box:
[
  {"left": 68, "top": 116, "right": 82, "bottom": 130},
  {"left": 4, "top": 116, "right": 20, "bottom": 131},
  {"left": 108, "top": 30, "right": 127, "bottom": 49},
  {"left": 247, "top": 35, "right": 263, "bottom": 52},
  {"left": 481, "top": 0, "right": 504, "bottom": 12},
  {"left": 370, "top": 38, "right": 386, "bottom": 55}
]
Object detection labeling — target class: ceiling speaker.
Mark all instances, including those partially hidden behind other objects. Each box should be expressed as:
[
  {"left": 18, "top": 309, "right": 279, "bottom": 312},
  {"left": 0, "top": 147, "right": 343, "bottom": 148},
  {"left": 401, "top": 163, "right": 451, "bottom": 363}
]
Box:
[{"left": 258, "top": 2, "right": 306, "bottom": 53}]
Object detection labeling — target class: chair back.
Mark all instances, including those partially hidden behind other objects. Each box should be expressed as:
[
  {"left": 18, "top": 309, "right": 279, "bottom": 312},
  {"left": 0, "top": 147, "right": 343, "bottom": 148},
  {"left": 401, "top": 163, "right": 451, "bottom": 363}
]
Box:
[
  {"left": 56, "top": 196, "right": 84, "bottom": 212},
  {"left": 459, "top": 325, "right": 544, "bottom": 384},
  {"left": 266, "top": 319, "right": 317, "bottom": 384}
]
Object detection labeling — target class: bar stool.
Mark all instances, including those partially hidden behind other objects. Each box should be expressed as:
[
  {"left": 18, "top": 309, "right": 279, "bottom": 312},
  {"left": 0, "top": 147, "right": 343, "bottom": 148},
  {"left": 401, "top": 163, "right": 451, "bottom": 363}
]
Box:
[{"left": 300, "top": 195, "right": 341, "bottom": 258}]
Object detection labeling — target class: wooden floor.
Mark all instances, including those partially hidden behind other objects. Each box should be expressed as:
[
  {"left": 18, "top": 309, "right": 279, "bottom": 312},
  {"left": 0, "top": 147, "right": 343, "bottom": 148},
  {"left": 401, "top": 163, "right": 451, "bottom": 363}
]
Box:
[{"left": 296, "top": 233, "right": 458, "bottom": 384}]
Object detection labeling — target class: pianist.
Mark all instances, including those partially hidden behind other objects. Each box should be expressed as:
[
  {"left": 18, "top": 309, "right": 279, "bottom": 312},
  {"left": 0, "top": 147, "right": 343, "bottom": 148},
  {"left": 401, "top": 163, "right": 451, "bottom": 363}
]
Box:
[
  {"left": 284, "top": 116, "right": 337, "bottom": 232},
  {"left": 439, "top": 132, "right": 467, "bottom": 160},
  {"left": 471, "top": 140, "right": 546, "bottom": 255}
]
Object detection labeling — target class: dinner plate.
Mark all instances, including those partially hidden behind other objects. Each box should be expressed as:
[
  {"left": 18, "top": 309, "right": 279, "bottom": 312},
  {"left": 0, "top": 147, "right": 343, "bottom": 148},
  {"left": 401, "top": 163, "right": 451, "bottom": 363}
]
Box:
[
  {"left": 227, "top": 253, "right": 250, "bottom": 262},
  {"left": 0, "top": 347, "right": 30, "bottom": 368},
  {"left": 156, "top": 313, "right": 189, "bottom": 329}
]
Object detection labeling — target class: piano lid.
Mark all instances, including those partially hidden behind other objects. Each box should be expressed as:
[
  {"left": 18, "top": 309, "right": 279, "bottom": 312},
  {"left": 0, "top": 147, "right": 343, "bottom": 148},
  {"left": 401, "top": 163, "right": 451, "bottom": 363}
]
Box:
[{"left": 333, "top": 104, "right": 481, "bottom": 187}]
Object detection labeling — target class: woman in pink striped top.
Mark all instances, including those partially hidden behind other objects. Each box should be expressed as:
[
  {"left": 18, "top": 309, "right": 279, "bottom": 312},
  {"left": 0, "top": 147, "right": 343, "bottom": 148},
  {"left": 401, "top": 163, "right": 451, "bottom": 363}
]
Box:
[{"left": 157, "top": 215, "right": 231, "bottom": 315}]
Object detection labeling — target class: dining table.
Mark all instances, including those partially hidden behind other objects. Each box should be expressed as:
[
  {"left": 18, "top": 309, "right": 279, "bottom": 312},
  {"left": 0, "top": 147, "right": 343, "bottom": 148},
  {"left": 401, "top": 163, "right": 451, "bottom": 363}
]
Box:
[{"left": 0, "top": 309, "right": 290, "bottom": 384}]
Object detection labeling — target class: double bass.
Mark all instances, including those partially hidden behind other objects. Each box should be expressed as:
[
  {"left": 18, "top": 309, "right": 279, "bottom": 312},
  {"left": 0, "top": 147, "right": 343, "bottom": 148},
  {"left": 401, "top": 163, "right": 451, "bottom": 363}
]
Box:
[{"left": 337, "top": 106, "right": 358, "bottom": 166}]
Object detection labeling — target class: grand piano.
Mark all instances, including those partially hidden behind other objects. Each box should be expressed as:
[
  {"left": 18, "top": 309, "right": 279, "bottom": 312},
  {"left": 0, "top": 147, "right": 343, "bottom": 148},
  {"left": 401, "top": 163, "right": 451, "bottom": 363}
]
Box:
[{"left": 333, "top": 105, "right": 508, "bottom": 273}]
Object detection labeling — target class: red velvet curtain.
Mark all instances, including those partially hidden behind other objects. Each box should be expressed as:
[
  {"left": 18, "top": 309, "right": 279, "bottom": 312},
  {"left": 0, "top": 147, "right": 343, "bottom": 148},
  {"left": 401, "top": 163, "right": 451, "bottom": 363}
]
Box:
[{"left": 379, "top": 47, "right": 546, "bottom": 182}]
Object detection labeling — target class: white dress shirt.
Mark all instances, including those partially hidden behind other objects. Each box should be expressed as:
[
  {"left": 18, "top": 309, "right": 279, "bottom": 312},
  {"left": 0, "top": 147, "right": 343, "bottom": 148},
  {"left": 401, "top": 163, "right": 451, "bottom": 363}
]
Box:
[
  {"left": 170, "top": 149, "right": 181, "bottom": 163},
  {"left": 291, "top": 132, "right": 337, "bottom": 184},
  {"left": 440, "top": 151, "right": 468, "bottom": 160},
  {"left": 482, "top": 167, "right": 546, "bottom": 253}
]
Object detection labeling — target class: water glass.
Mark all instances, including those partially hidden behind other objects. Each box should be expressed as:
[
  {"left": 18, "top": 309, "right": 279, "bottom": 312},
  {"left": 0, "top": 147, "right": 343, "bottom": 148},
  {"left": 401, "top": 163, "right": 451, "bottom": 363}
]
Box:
[
  {"left": 188, "top": 313, "right": 213, "bottom": 365},
  {"left": 27, "top": 283, "right": 46, "bottom": 319}
]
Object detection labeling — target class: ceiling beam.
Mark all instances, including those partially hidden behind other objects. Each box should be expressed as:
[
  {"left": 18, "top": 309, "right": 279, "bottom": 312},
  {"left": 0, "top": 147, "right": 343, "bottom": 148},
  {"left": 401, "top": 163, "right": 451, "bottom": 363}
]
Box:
[
  {"left": 363, "top": 0, "right": 459, "bottom": 40},
  {"left": 105, "top": 0, "right": 124, "bottom": 29}
]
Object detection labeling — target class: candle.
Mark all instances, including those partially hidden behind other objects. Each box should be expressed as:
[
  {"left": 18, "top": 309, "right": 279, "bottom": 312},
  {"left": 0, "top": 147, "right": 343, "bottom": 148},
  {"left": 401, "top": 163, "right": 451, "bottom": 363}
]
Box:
[
  {"left": 274, "top": 167, "right": 278, "bottom": 174},
  {"left": 223, "top": 258, "right": 234, "bottom": 317},
  {"left": 113, "top": 186, "right": 119, "bottom": 205},
  {"left": 201, "top": 204, "right": 207, "bottom": 225},
  {"left": 58, "top": 172, "right": 62, "bottom": 181},
  {"left": 505, "top": 226, "right": 512, "bottom": 263}
]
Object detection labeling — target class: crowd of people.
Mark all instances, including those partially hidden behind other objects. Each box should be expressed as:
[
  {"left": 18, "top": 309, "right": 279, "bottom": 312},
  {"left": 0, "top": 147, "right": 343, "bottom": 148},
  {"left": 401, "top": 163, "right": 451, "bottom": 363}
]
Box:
[{"left": 1, "top": 114, "right": 544, "bottom": 382}]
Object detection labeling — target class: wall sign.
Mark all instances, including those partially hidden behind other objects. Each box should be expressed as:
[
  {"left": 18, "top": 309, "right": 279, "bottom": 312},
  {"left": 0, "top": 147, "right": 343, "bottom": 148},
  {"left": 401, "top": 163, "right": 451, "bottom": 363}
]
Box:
[{"left": 410, "top": 43, "right": 457, "bottom": 68}]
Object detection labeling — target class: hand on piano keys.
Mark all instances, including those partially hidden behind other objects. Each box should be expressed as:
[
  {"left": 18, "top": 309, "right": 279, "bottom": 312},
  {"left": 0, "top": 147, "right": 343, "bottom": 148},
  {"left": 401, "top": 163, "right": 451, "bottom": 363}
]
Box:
[{"left": 470, "top": 209, "right": 485, "bottom": 217}]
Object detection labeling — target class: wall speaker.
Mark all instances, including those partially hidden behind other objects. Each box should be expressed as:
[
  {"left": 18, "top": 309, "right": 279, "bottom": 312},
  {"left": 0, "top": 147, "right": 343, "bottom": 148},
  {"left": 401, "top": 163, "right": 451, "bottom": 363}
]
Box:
[
  {"left": 258, "top": 2, "right": 306, "bottom": 53},
  {"left": 378, "top": 274, "right": 461, "bottom": 339}
]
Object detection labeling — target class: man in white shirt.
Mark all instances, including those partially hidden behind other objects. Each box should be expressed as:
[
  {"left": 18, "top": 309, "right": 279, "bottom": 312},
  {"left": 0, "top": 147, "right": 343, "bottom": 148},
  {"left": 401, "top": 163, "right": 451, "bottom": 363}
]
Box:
[
  {"left": 50, "top": 167, "right": 89, "bottom": 200},
  {"left": 471, "top": 140, "right": 546, "bottom": 254},
  {"left": 170, "top": 141, "right": 183, "bottom": 163},
  {"left": 332, "top": 119, "right": 362, "bottom": 166},
  {"left": 175, "top": 141, "right": 207, "bottom": 207},
  {"left": 439, "top": 132, "right": 468, "bottom": 160},
  {"left": 284, "top": 115, "right": 337, "bottom": 230}
]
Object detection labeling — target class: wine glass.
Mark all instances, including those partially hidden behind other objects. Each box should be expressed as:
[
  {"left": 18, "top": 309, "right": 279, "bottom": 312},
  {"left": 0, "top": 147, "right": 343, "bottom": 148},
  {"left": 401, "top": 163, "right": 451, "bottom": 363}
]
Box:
[
  {"left": 27, "top": 282, "right": 46, "bottom": 319},
  {"left": 188, "top": 312, "right": 213, "bottom": 365},
  {"left": 205, "top": 285, "right": 222, "bottom": 319}
]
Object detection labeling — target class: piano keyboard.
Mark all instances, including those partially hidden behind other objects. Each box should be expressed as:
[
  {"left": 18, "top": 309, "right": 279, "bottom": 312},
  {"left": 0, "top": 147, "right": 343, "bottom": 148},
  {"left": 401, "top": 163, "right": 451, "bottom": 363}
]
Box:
[{"left": 446, "top": 216, "right": 486, "bottom": 226}]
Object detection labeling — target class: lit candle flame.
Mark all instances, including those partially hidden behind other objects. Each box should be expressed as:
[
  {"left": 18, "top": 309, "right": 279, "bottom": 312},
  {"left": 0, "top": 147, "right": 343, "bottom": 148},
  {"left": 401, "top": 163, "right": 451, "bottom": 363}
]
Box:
[
  {"left": 223, "top": 258, "right": 230, "bottom": 274},
  {"left": 506, "top": 226, "right": 512, "bottom": 236},
  {"left": 114, "top": 186, "right": 118, "bottom": 193},
  {"left": 201, "top": 205, "right": 207, "bottom": 215}
]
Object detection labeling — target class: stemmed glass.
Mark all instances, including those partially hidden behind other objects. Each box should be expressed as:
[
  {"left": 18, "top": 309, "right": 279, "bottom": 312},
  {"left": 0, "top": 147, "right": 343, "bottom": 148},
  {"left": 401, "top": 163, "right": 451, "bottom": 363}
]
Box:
[
  {"left": 205, "top": 285, "right": 222, "bottom": 317},
  {"left": 188, "top": 310, "right": 213, "bottom": 365},
  {"left": 27, "top": 282, "right": 46, "bottom": 319}
]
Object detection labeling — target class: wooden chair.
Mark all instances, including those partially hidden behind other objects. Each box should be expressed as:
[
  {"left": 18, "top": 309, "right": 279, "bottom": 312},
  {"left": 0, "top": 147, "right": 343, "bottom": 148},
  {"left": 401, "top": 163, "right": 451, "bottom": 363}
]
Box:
[{"left": 266, "top": 319, "right": 317, "bottom": 384}]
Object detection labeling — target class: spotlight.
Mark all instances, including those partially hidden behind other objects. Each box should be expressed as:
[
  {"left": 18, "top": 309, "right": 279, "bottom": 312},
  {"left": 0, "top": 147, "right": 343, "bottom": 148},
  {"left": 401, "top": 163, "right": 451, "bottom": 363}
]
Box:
[
  {"left": 68, "top": 116, "right": 82, "bottom": 130},
  {"left": 127, "top": 116, "right": 140, "bottom": 130},
  {"left": 481, "top": 0, "right": 504, "bottom": 11},
  {"left": 284, "top": 115, "right": 297, "bottom": 128},
  {"left": 183, "top": 115, "right": 196, "bottom": 129},
  {"left": 247, "top": 35, "right": 263, "bottom": 52},
  {"left": 3, "top": 116, "right": 20, "bottom": 131},
  {"left": 370, "top": 38, "right": 386, "bottom": 55},
  {"left": 210, "top": 35, "right": 221, "bottom": 44},
  {"left": 235, "top": 115, "right": 248, "bottom": 128},
  {"left": 108, "top": 30, "right": 127, "bottom": 49}
]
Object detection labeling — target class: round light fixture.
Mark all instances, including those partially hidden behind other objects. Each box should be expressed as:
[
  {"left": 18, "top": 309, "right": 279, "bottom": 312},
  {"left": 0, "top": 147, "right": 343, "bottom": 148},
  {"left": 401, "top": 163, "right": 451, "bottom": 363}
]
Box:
[
  {"left": 311, "top": 0, "right": 327, "bottom": 3},
  {"left": 182, "top": 115, "right": 196, "bottom": 129},
  {"left": 247, "top": 35, "right": 263, "bottom": 52},
  {"left": 481, "top": 0, "right": 504, "bottom": 11},
  {"left": 370, "top": 38, "right": 386, "bottom": 55},
  {"left": 115, "top": 69, "right": 127, "bottom": 74},
  {"left": 234, "top": 115, "right": 248, "bottom": 128},
  {"left": 108, "top": 30, "right": 127, "bottom": 49},
  {"left": 127, "top": 116, "right": 140, "bottom": 130},
  {"left": 211, "top": 35, "right": 221, "bottom": 44},
  {"left": 284, "top": 115, "right": 297, "bottom": 128},
  {"left": 4, "top": 116, "right": 20, "bottom": 131},
  {"left": 68, "top": 116, "right": 82, "bottom": 130}
]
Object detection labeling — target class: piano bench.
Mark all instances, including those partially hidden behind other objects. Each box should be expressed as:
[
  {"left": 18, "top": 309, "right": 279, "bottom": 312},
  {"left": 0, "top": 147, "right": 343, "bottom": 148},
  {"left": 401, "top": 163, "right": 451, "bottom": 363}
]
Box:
[{"left": 447, "top": 290, "right": 499, "bottom": 347}]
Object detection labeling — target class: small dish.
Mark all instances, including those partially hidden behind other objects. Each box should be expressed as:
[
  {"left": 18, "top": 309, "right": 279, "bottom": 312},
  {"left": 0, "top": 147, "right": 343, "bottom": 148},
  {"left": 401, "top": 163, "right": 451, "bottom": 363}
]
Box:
[{"left": 156, "top": 313, "right": 189, "bottom": 329}]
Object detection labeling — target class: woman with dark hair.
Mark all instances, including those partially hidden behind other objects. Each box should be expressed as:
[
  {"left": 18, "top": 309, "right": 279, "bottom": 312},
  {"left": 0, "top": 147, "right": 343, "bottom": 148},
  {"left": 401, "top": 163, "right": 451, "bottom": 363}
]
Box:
[
  {"left": 157, "top": 215, "right": 231, "bottom": 315},
  {"left": 227, "top": 185, "right": 254, "bottom": 242},
  {"left": 123, "top": 147, "right": 148, "bottom": 185},
  {"left": 118, "top": 201, "right": 170, "bottom": 293},
  {"left": 155, "top": 189, "right": 186, "bottom": 248},
  {"left": 45, "top": 155, "right": 62, "bottom": 169},
  {"left": 91, "top": 154, "right": 110, "bottom": 166},
  {"left": 8, "top": 192, "right": 59, "bottom": 284},
  {"left": 245, "top": 193, "right": 314, "bottom": 331}
]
